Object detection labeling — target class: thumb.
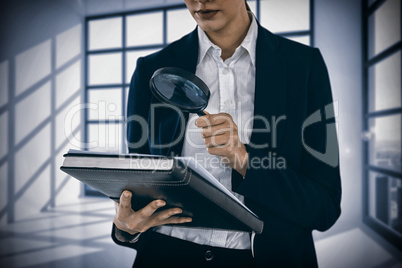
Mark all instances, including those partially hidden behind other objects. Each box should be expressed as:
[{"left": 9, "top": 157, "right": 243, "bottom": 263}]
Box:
[{"left": 119, "top": 190, "right": 133, "bottom": 216}]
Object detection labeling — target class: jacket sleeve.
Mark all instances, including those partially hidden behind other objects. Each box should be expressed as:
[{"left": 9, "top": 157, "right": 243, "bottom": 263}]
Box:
[
  {"left": 232, "top": 49, "right": 341, "bottom": 232},
  {"left": 111, "top": 223, "right": 154, "bottom": 250}
]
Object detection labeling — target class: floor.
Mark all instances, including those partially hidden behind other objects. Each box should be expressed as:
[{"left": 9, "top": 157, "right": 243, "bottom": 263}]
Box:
[
  {"left": 0, "top": 198, "right": 401, "bottom": 268},
  {"left": 0, "top": 199, "right": 135, "bottom": 268},
  {"left": 315, "top": 228, "right": 401, "bottom": 268}
]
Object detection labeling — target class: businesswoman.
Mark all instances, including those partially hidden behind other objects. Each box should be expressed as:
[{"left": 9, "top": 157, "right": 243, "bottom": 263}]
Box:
[{"left": 112, "top": 0, "right": 342, "bottom": 267}]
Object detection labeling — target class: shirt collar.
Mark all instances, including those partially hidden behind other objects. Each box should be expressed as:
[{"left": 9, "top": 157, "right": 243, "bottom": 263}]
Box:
[
  {"left": 197, "top": 12, "right": 258, "bottom": 66},
  {"left": 197, "top": 25, "right": 216, "bottom": 64}
]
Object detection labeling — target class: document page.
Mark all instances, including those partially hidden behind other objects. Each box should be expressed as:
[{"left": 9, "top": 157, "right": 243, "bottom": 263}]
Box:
[{"left": 176, "top": 157, "right": 257, "bottom": 217}]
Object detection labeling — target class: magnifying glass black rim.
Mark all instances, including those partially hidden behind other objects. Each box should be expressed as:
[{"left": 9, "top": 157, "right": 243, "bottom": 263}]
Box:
[{"left": 150, "top": 67, "right": 210, "bottom": 113}]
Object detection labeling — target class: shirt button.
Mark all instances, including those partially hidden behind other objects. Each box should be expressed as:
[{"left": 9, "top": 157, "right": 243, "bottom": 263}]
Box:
[
  {"left": 205, "top": 250, "right": 214, "bottom": 261},
  {"left": 222, "top": 68, "right": 229, "bottom": 75}
]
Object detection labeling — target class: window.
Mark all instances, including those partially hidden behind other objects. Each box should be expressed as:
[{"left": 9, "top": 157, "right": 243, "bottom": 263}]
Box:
[
  {"left": 84, "top": 0, "right": 314, "bottom": 196},
  {"left": 363, "top": 0, "right": 402, "bottom": 249}
]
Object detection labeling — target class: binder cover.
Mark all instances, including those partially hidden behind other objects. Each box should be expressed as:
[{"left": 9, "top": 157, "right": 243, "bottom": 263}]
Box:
[{"left": 60, "top": 150, "right": 264, "bottom": 234}]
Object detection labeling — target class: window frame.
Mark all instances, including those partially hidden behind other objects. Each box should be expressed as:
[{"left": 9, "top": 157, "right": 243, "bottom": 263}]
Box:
[{"left": 362, "top": 0, "right": 402, "bottom": 249}]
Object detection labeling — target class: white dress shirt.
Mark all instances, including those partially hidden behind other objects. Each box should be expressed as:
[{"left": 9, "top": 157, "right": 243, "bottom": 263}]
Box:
[{"left": 155, "top": 13, "right": 257, "bottom": 250}]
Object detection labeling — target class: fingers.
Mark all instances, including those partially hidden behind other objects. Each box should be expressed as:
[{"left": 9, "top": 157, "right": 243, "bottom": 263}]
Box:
[
  {"left": 194, "top": 113, "right": 242, "bottom": 160},
  {"left": 196, "top": 114, "right": 238, "bottom": 140},
  {"left": 114, "top": 192, "right": 192, "bottom": 234},
  {"left": 202, "top": 124, "right": 231, "bottom": 138},
  {"left": 204, "top": 133, "right": 235, "bottom": 148},
  {"left": 149, "top": 208, "right": 192, "bottom": 227},
  {"left": 160, "top": 216, "right": 193, "bottom": 225},
  {"left": 119, "top": 190, "right": 133, "bottom": 217},
  {"left": 207, "top": 144, "right": 232, "bottom": 156},
  {"left": 196, "top": 113, "right": 233, "bottom": 128},
  {"left": 138, "top": 199, "right": 166, "bottom": 218},
  {"left": 151, "top": 207, "right": 183, "bottom": 221}
]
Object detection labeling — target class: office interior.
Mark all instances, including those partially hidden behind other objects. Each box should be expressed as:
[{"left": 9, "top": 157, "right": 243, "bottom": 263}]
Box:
[{"left": 0, "top": 0, "right": 401, "bottom": 267}]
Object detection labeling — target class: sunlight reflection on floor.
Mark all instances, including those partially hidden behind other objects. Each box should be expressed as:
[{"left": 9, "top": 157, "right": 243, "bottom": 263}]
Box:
[{"left": 0, "top": 198, "right": 135, "bottom": 268}]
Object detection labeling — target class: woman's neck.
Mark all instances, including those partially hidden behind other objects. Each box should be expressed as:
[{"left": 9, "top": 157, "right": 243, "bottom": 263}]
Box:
[{"left": 205, "top": 12, "right": 251, "bottom": 61}]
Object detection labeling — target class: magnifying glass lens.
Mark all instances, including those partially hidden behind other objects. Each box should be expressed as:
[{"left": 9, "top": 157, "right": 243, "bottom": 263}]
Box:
[
  {"left": 153, "top": 74, "right": 208, "bottom": 109},
  {"left": 150, "top": 67, "right": 210, "bottom": 115}
]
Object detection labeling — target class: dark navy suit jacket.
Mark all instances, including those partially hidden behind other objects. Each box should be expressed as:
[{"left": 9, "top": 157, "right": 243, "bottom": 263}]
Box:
[{"left": 113, "top": 24, "right": 342, "bottom": 267}]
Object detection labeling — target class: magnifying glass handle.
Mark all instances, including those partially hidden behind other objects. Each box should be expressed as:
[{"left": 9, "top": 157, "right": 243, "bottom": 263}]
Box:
[{"left": 197, "top": 111, "right": 207, "bottom": 117}]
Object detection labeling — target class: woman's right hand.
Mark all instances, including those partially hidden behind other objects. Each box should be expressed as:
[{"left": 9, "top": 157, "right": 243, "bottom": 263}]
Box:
[{"left": 113, "top": 190, "right": 192, "bottom": 235}]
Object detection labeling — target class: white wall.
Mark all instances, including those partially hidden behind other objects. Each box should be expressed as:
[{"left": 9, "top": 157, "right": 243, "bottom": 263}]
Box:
[
  {"left": 0, "top": 0, "right": 84, "bottom": 225},
  {"left": 313, "top": 1, "right": 402, "bottom": 265},
  {"left": 313, "top": 0, "right": 363, "bottom": 239}
]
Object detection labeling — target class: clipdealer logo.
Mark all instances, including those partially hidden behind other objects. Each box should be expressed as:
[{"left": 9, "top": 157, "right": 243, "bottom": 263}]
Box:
[
  {"left": 301, "top": 102, "right": 339, "bottom": 167},
  {"left": 63, "top": 101, "right": 339, "bottom": 168}
]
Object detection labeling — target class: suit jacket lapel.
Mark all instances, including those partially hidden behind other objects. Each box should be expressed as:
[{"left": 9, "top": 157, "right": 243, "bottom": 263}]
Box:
[
  {"left": 156, "top": 28, "right": 199, "bottom": 156},
  {"left": 251, "top": 25, "right": 287, "bottom": 151},
  {"left": 172, "top": 28, "right": 199, "bottom": 74}
]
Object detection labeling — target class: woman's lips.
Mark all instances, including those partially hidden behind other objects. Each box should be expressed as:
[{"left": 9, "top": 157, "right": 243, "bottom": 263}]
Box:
[{"left": 196, "top": 10, "right": 219, "bottom": 20}]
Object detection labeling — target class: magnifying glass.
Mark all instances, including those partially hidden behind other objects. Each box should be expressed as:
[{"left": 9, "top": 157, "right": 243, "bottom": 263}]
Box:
[{"left": 149, "top": 67, "right": 210, "bottom": 116}]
